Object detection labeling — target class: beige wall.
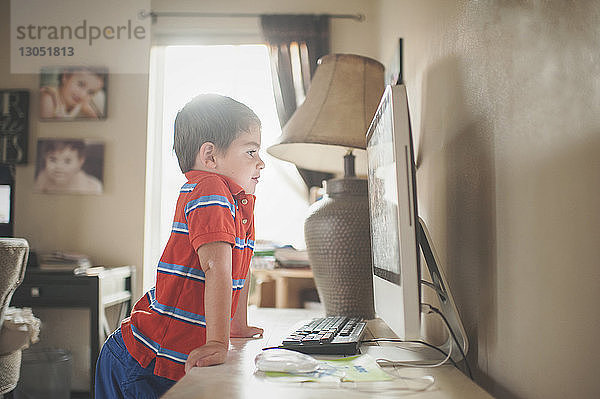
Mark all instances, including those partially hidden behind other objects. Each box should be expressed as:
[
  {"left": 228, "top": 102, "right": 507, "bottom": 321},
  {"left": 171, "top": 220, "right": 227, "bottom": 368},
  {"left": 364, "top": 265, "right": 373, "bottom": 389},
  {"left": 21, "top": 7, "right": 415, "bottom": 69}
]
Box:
[{"left": 377, "top": 1, "right": 600, "bottom": 398}]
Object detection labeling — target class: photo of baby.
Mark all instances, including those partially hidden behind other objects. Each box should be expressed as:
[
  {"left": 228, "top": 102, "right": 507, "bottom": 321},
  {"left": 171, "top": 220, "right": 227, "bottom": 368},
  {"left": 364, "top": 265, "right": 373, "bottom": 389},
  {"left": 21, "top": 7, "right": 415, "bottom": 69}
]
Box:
[
  {"left": 39, "top": 66, "right": 108, "bottom": 120},
  {"left": 34, "top": 139, "right": 104, "bottom": 195}
]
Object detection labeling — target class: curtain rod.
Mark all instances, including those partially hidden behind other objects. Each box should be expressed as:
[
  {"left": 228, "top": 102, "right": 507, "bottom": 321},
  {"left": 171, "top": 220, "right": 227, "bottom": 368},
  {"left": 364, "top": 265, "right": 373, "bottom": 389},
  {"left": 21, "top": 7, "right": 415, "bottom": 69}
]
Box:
[{"left": 139, "top": 11, "right": 364, "bottom": 22}]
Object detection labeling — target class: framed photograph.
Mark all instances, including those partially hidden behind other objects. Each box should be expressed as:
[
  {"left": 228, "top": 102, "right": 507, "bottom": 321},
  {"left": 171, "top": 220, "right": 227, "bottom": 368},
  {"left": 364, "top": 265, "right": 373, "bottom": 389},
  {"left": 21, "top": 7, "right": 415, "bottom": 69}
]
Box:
[
  {"left": 34, "top": 138, "right": 105, "bottom": 195},
  {"left": 39, "top": 66, "right": 108, "bottom": 120},
  {"left": 0, "top": 90, "right": 29, "bottom": 164}
]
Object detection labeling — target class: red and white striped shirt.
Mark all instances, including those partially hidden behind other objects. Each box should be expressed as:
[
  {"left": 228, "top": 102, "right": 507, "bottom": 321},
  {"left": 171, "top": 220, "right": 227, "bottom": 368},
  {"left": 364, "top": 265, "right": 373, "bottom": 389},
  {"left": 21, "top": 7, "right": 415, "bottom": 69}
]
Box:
[{"left": 121, "top": 170, "right": 255, "bottom": 381}]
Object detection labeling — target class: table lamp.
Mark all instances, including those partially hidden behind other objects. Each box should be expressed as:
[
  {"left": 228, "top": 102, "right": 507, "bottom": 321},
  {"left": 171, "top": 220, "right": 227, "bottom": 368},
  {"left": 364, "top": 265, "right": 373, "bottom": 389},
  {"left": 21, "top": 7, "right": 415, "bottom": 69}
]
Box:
[{"left": 267, "top": 54, "right": 384, "bottom": 318}]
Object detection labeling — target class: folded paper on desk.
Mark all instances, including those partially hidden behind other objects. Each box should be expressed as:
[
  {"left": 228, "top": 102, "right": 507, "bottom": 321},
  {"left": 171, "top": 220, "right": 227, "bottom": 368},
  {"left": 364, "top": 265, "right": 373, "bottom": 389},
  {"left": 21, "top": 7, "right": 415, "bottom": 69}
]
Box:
[{"left": 257, "top": 354, "right": 393, "bottom": 383}]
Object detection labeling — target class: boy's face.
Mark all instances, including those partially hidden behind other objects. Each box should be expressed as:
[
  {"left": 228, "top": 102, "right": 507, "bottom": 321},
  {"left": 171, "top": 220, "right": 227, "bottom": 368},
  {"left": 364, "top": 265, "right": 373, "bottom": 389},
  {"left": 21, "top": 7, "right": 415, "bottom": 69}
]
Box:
[
  {"left": 214, "top": 124, "right": 265, "bottom": 194},
  {"left": 61, "top": 71, "right": 104, "bottom": 109},
  {"left": 45, "top": 147, "right": 84, "bottom": 185}
]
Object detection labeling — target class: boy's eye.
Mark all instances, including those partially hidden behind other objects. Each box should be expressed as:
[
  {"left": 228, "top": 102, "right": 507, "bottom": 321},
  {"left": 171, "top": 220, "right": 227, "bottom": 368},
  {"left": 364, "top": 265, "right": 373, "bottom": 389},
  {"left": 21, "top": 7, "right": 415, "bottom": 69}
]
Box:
[{"left": 247, "top": 150, "right": 257, "bottom": 156}]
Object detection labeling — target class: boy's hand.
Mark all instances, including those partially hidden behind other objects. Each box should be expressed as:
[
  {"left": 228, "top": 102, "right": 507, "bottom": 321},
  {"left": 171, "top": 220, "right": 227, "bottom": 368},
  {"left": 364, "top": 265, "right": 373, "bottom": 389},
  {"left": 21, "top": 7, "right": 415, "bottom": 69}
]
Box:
[
  {"left": 230, "top": 324, "right": 264, "bottom": 338},
  {"left": 184, "top": 341, "right": 228, "bottom": 373}
]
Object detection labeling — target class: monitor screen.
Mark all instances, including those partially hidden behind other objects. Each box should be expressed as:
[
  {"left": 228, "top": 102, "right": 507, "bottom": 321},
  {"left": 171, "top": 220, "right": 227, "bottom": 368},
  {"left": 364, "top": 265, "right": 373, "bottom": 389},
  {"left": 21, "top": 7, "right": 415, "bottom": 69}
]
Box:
[
  {"left": 367, "top": 92, "right": 402, "bottom": 285},
  {"left": 0, "top": 184, "right": 10, "bottom": 223},
  {"left": 0, "top": 165, "right": 15, "bottom": 237},
  {"left": 366, "top": 84, "right": 420, "bottom": 340}
]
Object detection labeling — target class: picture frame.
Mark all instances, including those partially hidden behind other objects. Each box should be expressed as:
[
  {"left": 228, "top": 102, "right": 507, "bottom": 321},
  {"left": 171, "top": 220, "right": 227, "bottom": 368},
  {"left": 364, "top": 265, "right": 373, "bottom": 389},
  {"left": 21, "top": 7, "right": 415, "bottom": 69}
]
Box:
[
  {"left": 39, "top": 66, "right": 108, "bottom": 121},
  {"left": 0, "top": 90, "right": 29, "bottom": 164},
  {"left": 34, "top": 138, "right": 105, "bottom": 195}
]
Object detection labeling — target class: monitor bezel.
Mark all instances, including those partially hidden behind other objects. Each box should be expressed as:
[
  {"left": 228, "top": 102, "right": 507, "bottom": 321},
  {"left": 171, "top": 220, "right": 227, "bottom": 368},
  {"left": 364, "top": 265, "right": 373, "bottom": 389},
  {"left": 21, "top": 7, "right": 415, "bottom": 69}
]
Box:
[{"left": 366, "top": 84, "right": 421, "bottom": 340}]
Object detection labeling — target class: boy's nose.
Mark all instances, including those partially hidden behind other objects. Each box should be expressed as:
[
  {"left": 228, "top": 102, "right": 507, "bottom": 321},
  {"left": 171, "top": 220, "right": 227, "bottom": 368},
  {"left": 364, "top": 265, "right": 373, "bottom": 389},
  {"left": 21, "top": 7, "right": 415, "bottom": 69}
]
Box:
[{"left": 257, "top": 154, "right": 265, "bottom": 169}]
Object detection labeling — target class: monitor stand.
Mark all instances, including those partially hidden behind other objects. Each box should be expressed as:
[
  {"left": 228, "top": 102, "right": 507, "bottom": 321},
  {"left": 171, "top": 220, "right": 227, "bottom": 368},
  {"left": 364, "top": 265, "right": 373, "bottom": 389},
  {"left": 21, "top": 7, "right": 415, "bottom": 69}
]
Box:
[
  {"left": 361, "top": 218, "right": 469, "bottom": 365},
  {"left": 418, "top": 217, "right": 469, "bottom": 363}
]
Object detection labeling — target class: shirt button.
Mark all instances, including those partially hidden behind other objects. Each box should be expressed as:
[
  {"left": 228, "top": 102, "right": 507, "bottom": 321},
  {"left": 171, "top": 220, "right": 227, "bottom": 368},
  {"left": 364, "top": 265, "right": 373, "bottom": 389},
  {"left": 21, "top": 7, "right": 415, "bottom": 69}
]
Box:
[
  {"left": 242, "top": 219, "right": 248, "bottom": 224},
  {"left": 241, "top": 199, "right": 248, "bottom": 205}
]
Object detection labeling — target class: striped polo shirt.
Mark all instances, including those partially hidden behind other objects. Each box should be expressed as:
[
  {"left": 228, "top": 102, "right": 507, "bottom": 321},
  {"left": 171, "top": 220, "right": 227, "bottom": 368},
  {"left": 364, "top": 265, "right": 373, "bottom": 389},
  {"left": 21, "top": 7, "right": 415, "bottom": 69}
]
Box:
[{"left": 121, "top": 170, "right": 255, "bottom": 381}]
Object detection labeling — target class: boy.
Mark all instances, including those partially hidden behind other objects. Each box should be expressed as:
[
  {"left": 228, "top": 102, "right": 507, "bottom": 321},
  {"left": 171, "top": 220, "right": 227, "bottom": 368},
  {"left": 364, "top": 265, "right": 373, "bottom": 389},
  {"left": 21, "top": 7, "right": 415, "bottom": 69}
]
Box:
[{"left": 95, "top": 94, "right": 265, "bottom": 398}]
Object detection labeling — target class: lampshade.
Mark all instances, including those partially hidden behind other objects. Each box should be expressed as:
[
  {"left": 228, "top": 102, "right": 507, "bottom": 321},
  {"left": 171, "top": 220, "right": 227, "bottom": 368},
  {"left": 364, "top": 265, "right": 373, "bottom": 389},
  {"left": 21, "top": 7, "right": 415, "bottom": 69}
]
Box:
[{"left": 267, "top": 54, "right": 384, "bottom": 176}]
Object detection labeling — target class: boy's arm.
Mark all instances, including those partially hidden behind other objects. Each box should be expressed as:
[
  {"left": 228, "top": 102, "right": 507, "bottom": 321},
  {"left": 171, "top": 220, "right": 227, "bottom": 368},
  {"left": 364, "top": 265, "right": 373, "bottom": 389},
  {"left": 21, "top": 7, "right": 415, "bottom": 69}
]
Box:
[
  {"left": 231, "top": 275, "right": 264, "bottom": 338},
  {"left": 184, "top": 241, "right": 232, "bottom": 372}
]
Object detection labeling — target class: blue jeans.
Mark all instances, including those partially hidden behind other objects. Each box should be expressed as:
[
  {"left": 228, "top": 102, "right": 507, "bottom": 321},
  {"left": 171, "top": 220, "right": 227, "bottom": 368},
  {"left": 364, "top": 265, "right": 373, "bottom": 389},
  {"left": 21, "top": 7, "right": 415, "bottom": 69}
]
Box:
[{"left": 95, "top": 327, "right": 175, "bottom": 399}]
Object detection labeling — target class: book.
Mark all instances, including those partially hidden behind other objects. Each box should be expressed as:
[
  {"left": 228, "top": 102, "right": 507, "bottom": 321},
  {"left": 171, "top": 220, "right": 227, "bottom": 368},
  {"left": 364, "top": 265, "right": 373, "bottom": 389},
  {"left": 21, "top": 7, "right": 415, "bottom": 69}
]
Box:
[{"left": 274, "top": 247, "right": 310, "bottom": 268}]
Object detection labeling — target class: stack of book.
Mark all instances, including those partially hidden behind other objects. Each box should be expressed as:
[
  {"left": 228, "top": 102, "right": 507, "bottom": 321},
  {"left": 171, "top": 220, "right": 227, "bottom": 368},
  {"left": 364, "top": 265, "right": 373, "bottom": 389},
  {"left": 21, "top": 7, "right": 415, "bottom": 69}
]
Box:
[
  {"left": 251, "top": 241, "right": 277, "bottom": 270},
  {"left": 251, "top": 242, "right": 311, "bottom": 270},
  {"left": 274, "top": 247, "right": 310, "bottom": 268},
  {"left": 39, "top": 251, "right": 92, "bottom": 272}
]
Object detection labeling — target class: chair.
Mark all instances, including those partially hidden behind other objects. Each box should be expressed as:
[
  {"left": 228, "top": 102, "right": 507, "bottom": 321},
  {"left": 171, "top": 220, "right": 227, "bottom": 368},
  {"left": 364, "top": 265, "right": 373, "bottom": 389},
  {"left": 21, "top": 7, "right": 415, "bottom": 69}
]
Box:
[{"left": 0, "top": 238, "right": 40, "bottom": 395}]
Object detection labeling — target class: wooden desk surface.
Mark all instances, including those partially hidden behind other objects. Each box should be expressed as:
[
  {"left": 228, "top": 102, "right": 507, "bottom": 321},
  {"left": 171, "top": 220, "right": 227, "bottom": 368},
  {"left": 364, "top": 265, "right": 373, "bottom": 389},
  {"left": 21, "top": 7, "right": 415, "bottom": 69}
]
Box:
[{"left": 163, "top": 308, "right": 492, "bottom": 399}]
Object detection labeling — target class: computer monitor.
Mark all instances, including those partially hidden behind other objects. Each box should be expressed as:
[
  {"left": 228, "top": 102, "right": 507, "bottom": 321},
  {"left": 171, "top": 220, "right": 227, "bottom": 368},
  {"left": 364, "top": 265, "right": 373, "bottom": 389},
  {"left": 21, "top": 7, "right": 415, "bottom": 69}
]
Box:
[
  {"left": 366, "top": 84, "right": 469, "bottom": 361},
  {"left": 366, "top": 84, "right": 420, "bottom": 340},
  {"left": 0, "top": 165, "right": 14, "bottom": 237}
]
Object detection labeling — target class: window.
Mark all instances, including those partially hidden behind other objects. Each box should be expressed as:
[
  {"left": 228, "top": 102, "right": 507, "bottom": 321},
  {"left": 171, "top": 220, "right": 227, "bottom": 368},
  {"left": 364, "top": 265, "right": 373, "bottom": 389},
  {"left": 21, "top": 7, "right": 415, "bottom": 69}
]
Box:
[{"left": 144, "top": 45, "right": 309, "bottom": 290}]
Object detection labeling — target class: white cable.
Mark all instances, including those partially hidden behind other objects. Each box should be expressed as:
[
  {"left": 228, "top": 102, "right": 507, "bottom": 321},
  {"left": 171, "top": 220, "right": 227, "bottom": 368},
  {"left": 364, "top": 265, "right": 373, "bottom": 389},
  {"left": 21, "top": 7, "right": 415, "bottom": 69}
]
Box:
[
  {"left": 374, "top": 304, "right": 453, "bottom": 369},
  {"left": 375, "top": 341, "right": 451, "bottom": 368}
]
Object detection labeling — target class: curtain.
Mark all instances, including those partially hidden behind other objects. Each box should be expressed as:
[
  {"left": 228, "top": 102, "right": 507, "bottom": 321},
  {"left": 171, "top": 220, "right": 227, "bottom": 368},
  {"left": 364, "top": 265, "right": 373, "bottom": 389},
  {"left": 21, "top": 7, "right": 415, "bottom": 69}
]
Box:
[{"left": 260, "top": 14, "right": 334, "bottom": 190}]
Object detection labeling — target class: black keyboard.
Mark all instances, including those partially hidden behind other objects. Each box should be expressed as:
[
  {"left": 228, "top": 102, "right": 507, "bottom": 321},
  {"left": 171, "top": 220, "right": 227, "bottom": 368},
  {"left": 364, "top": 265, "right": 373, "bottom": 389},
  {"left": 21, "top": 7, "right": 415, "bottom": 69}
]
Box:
[{"left": 278, "top": 316, "right": 366, "bottom": 355}]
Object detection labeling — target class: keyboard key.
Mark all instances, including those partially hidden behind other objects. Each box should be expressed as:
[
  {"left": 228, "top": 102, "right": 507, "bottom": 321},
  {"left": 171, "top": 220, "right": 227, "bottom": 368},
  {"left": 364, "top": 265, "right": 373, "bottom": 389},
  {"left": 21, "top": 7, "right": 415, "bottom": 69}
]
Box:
[{"left": 321, "top": 333, "right": 333, "bottom": 342}]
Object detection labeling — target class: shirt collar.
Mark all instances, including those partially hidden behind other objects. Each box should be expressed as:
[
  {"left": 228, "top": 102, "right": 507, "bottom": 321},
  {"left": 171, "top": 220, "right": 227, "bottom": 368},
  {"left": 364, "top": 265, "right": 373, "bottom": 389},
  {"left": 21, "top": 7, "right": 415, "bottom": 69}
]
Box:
[{"left": 184, "top": 169, "right": 246, "bottom": 198}]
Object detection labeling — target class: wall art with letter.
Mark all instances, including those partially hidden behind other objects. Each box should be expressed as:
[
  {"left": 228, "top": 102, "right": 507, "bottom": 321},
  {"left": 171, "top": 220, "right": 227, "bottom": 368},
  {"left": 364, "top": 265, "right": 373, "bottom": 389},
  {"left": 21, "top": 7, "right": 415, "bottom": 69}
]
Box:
[{"left": 0, "top": 90, "right": 29, "bottom": 164}]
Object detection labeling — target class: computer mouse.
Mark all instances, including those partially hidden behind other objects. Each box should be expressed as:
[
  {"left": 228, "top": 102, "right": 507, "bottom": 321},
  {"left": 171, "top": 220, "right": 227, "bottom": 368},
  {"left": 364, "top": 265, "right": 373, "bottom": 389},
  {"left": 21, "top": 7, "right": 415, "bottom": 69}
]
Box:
[{"left": 254, "top": 349, "right": 319, "bottom": 373}]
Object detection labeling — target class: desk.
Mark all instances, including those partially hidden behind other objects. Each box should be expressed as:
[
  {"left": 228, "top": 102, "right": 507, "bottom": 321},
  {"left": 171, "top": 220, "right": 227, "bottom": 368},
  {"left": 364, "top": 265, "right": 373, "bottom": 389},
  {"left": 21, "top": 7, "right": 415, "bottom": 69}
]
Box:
[
  {"left": 251, "top": 268, "right": 316, "bottom": 308},
  {"left": 10, "top": 266, "right": 134, "bottom": 397},
  {"left": 163, "top": 308, "right": 493, "bottom": 399}
]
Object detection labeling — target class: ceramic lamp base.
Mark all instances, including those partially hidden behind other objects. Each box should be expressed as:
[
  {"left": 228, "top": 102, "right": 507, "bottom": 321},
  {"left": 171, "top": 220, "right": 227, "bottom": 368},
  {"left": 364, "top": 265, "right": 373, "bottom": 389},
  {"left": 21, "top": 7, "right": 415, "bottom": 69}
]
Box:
[{"left": 304, "top": 177, "right": 375, "bottom": 319}]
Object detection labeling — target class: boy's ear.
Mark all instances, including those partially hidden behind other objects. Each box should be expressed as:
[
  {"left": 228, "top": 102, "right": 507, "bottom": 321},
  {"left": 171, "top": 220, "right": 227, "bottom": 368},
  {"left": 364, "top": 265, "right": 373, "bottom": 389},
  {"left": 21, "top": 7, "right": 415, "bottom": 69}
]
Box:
[{"left": 195, "top": 142, "right": 218, "bottom": 169}]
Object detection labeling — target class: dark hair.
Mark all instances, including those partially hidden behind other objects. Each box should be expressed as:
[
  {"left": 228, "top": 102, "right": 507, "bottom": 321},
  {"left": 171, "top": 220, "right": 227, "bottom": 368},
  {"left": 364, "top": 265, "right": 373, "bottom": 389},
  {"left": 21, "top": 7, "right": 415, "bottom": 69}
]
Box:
[
  {"left": 58, "top": 67, "right": 106, "bottom": 87},
  {"left": 40, "top": 139, "right": 85, "bottom": 158},
  {"left": 173, "top": 94, "right": 261, "bottom": 173}
]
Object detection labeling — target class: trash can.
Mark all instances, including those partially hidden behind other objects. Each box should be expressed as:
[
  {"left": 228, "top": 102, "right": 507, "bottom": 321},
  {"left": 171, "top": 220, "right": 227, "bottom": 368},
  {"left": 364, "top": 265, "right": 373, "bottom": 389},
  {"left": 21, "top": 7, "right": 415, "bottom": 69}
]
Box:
[{"left": 15, "top": 348, "right": 72, "bottom": 399}]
